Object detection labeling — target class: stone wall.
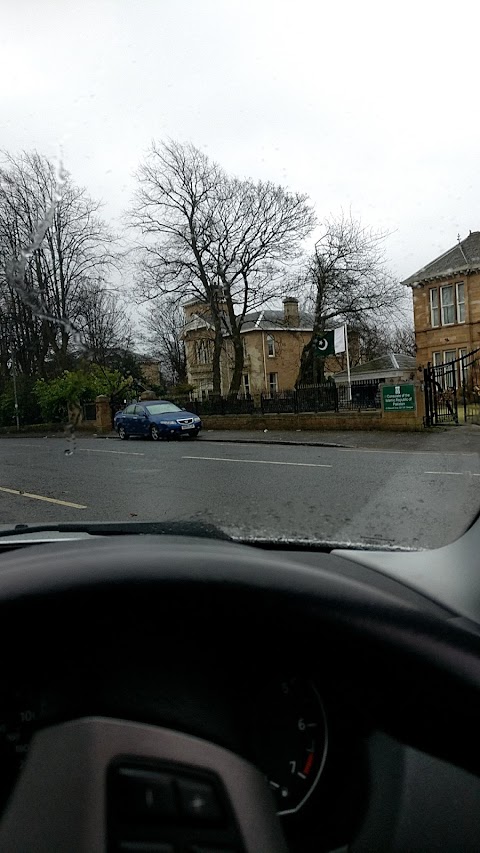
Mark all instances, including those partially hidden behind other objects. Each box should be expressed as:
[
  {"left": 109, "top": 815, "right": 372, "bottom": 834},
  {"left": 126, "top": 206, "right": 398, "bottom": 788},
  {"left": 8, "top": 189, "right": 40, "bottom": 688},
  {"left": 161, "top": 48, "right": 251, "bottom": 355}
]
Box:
[{"left": 199, "top": 411, "right": 425, "bottom": 431}]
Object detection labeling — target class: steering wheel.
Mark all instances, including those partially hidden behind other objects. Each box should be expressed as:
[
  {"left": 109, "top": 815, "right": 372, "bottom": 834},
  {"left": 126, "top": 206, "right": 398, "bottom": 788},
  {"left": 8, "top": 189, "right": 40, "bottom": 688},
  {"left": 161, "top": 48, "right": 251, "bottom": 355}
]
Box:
[{"left": 1, "top": 533, "right": 480, "bottom": 852}]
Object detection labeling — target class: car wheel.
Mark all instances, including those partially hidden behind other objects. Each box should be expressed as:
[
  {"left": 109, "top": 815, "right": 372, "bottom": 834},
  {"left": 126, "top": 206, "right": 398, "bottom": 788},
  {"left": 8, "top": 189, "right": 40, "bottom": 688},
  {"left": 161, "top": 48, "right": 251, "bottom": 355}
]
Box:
[
  {"left": 118, "top": 425, "right": 129, "bottom": 440},
  {"left": 150, "top": 424, "right": 161, "bottom": 441}
]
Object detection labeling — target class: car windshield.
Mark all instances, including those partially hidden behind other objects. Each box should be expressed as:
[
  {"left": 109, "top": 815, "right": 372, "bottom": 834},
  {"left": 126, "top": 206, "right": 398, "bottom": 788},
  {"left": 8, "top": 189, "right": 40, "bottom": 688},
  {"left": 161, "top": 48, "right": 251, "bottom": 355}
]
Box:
[
  {"left": 1, "top": 1, "right": 479, "bottom": 550},
  {"left": 145, "top": 403, "right": 182, "bottom": 415}
]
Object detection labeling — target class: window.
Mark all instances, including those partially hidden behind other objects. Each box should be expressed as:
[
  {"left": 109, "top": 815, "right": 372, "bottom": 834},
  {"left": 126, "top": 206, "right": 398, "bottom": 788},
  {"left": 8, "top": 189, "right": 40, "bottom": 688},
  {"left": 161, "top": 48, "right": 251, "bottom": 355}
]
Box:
[
  {"left": 195, "top": 340, "right": 212, "bottom": 364},
  {"left": 146, "top": 403, "right": 182, "bottom": 414},
  {"left": 269, "top": 372, "right": 278, "bottom": 394},
  {"left": 443, "top": 350, "right": 457, "bottom": 388},
  {"left": 125, "top": 404, "right": 136, "bottom": 414},
  {"left": 456, "top": 282, "right": 465, "bottom": 323},
  {"left": 459, "top": 348, "right": 468, "bottom": 386},
  {"left": 134, "top": 406, "right": 146, "bottom": 415},
  {"left": 267, "top": 334, "right": 275, "bottom": 357},
  {"left": 432, "top": 352, "right": 442, "bottom": 367},
  {"left": 440, "top": 285, "right": 454, "bottom": 325},
  {"left": 242, "top": 374, "right": 250, "bottom": 395},
  {"left": 430, "top": 289, "right": 439, "bottom": 327}
]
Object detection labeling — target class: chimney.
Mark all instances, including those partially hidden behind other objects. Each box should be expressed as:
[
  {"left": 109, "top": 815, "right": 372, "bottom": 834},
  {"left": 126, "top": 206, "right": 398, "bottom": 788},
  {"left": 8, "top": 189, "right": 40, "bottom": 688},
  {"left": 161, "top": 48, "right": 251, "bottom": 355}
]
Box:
[{"left": 283, "top": 297, "right": 300, "bottom": 326}]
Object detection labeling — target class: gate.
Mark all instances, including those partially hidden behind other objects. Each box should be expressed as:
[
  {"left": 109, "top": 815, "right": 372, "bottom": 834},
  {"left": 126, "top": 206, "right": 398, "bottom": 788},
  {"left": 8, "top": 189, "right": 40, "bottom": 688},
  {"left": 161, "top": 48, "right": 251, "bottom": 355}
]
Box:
[
  {"left": 424, "top": 360, "right": 458, "bottom": 426},
  {"left": 458, "top": 347, "right": 480, "bottom": 423},
  {"left": 424, "top": 347, "right": 480, "bottom": 426}
]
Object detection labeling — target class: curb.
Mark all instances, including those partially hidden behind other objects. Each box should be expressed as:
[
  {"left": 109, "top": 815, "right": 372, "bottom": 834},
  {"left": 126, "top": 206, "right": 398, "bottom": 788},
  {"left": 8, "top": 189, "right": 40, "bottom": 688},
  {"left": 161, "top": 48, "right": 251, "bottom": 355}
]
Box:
[{"left": 198, "top": 436, "right": 354, "bottom": 449}]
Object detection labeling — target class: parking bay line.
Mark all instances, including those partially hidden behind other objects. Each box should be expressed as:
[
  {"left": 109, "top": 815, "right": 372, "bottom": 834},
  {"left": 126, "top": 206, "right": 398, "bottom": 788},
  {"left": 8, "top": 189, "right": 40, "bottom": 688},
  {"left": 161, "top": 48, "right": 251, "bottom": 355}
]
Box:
[
  {"left": 0, "top": 486, "right": 87, "bottom": 509},
  {"left": 183, "top": 456, "right": 332, "bottom": 468}
]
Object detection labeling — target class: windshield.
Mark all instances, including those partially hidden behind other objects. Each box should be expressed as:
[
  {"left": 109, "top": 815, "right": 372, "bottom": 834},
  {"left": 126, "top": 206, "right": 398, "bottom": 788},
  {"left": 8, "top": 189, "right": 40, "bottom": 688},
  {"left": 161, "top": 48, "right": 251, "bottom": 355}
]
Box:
[
  {"left": 1, "top": 1, "right": 479, "bottom": 549},
  {"left": 146, "top": 403, "right": 182, "bottom": 415}
]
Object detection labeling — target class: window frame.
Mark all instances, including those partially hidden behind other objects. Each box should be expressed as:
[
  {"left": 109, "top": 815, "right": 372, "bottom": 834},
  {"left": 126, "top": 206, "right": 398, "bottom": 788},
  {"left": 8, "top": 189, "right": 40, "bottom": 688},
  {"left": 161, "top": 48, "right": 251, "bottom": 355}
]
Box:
[
  {"left": 268, "top": 372, "right": 278, "bottom": 394},
  {"left": 443, "top": 349, "right": 457, "bottom": 389},
  {"left": 456, "top": 282, "right": 465, "bottom": 323},
  {"left": 242, "top": 373, "right": 250, "bottom": 396},
  {"left": 195, "top": 339, "right": 212, "bottom": 365},
  {"left": 266, "top": 334, "right": 276, "bottom": 357},
  {"left": 430, "top": 288, "right": 439, "bottom": 327},
  {"left": 440, "top": 284, "right": 455, "bottom": 326}
]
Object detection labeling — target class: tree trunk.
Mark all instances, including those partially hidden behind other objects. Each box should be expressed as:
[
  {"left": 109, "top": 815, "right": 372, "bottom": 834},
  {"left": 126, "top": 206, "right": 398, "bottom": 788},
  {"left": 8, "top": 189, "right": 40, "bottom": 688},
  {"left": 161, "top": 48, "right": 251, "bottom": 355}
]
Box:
[
  {"left": 297, "top": 337, "right": 325, "bottom": 386},
  {"left": 228, "top": 331, "right": 244, "bottom": 396},
  {"left": 211, "top": 319, "right": 223, "bottom": 396}
]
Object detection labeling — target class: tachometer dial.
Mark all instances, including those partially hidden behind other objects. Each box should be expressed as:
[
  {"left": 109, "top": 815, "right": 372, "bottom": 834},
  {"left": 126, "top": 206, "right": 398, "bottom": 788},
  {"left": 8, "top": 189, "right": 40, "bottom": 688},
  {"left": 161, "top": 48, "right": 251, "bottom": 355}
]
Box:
[{"left": 253, "top": 677, "right": 328, "bottom": 815}]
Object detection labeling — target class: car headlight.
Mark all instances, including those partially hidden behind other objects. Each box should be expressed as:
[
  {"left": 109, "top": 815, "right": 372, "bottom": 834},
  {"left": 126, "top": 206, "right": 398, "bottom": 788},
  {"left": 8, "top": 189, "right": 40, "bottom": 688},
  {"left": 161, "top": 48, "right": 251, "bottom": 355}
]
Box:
[
  {"left": 194, "top": 417, "right": 201, "bottom": 423},
  {"left": 159, "top": 421, "right": 172, "bottom": 426}
]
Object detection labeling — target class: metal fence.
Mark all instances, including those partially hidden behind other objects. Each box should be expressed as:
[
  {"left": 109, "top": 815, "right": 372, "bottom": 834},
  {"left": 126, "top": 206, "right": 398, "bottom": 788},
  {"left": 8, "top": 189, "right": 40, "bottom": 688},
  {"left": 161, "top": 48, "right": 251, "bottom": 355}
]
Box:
[
  {"left": 186, "top": 395, "right": 256, "bottom": 416},
  {"left": 82, "top": 403, "right": 97, "bottom": 421},
  {"left": 181, "top": 380, "right": 381, "bottom": 416},
  {"left": 423, "top": 348, "right": 480, "bottom": 426},
  {"left": 458, "top": 348, "right": 480, "bottom": 423}
]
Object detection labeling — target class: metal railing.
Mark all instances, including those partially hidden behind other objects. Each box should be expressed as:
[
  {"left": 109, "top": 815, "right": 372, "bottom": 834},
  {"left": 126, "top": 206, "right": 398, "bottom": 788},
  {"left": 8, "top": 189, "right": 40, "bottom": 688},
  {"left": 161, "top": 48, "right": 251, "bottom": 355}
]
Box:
[{"left": 179, "top": 381, "right": 381, "bottom": 416}]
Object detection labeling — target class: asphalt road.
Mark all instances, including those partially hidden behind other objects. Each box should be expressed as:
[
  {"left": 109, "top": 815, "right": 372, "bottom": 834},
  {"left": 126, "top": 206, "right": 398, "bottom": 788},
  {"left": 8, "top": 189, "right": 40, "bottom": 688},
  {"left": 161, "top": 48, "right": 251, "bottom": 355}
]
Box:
[{"left": 0, "top": 435, "right": 479, "bottom": 548}]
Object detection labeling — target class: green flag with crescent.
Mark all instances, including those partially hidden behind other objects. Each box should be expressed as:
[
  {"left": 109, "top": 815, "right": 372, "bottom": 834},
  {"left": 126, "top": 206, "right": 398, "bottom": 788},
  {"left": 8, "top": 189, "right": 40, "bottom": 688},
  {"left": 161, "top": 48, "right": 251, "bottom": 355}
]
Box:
[{"left": 314, "top": 330, "right": 334, "bottom": 356}]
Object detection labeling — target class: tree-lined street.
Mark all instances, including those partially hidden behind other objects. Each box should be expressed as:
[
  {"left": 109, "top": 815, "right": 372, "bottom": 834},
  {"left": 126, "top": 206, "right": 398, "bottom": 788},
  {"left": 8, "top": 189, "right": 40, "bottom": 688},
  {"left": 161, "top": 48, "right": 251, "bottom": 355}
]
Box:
[{"left": 0, "top": 434, "right": 478, "bottom": 549}]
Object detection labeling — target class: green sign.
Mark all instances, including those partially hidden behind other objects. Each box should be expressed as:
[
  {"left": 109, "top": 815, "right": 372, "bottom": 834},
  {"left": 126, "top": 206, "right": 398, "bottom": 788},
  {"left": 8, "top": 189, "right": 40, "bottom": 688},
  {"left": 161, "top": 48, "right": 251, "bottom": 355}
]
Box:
[
  {"left": 382, "top": 384, "right": 415, "bottom": 412},
  {"left": 315, "top": 330, "right": 334, "bottom": 356}
]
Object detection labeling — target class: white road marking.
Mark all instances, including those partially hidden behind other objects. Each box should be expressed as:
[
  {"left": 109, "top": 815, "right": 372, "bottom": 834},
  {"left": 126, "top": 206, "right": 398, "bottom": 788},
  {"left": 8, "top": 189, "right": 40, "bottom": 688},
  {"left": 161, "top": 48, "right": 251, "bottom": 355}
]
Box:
[
  {"left": 424, "top": 471, "right": 480, "bottom": 476},
  {"left": 339, "top": 448, "right": 478, "bottom": 456},
  {"left": 76, "top": 448, "right": 145, "bottom": 456},
  {"left": 182, "top": 456, "right": 332, "bottom": 468},
  {"left": 10, "top": 443, "right": 144, "bottom": 457},
  {"left": 0, "top": 486, "right": 87, "bottom": 509}
]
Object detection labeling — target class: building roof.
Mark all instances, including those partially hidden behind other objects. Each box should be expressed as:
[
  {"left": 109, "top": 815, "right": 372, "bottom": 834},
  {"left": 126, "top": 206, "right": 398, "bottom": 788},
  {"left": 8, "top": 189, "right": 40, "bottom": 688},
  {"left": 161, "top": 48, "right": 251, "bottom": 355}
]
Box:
[
  {"left": 402, "top": 231, "right": 480, "bottom": 287},
  {"left": 334, "top": 353, "right": 416, "bottom": 381},
  {"left": 240, "top": 309, "right": 313, "bottom": 332},
  {"left": 183, "top": 308, "right": 314, "bottom": 335}
]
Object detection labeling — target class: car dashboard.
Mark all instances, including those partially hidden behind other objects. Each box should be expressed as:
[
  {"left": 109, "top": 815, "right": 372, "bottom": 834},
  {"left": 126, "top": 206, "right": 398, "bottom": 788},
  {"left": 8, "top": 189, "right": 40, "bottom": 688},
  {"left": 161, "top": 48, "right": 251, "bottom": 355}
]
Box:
[{"left": 0, "top": 532, "right": 480, "bottom": 852}]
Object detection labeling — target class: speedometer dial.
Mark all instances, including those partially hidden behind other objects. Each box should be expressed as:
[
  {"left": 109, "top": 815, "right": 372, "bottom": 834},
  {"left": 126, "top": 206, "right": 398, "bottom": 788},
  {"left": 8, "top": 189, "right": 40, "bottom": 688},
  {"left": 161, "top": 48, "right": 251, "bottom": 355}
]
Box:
[{"left": 252, "top": 676, "right": 328, "bottom": 815}]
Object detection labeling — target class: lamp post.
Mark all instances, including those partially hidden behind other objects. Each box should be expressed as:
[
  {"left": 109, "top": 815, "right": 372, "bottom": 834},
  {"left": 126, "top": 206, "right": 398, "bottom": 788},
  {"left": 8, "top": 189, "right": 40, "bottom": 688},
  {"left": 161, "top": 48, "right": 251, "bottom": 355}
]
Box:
[{"left": 9, "top": 343, "right": 20, "bottom": 432}]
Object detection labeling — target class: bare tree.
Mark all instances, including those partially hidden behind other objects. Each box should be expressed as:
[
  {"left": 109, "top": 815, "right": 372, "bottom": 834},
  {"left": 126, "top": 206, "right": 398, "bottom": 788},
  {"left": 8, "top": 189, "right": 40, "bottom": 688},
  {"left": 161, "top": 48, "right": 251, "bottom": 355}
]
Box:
[
  {"left": 208, "top": 176, "right": 316, "bottom": 393},
  {"left": 0, "top": 151, "right": 117, "bottom": 377},
  {"left": 129, "top": 140, "right": 315, "bottom": 394},
  {"left": 129, "top": 140, "right": 225, "bottom": 393},
  {"left": 389, "top": 322, "right": 416, "bottom": 356},
  {"left": 296, "top": 213, "right": 405, "bottom": 384},
  {"left": 74, "top": 281, "right": 133, "bottom": 366},
  {"left": 144, "top": 296, "right": 187, "bottom": 385}
]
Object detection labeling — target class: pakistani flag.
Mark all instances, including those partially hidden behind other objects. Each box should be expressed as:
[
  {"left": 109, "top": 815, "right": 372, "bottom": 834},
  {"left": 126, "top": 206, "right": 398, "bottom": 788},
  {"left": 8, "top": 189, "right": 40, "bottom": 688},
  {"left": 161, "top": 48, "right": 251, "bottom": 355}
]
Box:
[{"left": 315, "top": 325, "right": 346, "bottom": 356}]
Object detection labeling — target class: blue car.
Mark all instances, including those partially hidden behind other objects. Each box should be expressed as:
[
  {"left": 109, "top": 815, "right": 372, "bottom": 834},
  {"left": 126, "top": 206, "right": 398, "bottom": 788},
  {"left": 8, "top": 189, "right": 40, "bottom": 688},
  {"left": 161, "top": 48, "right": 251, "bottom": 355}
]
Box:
[{"left": 114, "top": 400, "right": 202, "bottom": 441}]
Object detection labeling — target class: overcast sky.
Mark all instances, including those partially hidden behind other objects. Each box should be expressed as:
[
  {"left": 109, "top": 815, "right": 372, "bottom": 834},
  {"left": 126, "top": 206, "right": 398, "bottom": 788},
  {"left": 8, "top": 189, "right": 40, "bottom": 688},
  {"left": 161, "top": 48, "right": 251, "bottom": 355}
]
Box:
[{"left": 2, "top": 0, "right": 479, "bottom": 284}]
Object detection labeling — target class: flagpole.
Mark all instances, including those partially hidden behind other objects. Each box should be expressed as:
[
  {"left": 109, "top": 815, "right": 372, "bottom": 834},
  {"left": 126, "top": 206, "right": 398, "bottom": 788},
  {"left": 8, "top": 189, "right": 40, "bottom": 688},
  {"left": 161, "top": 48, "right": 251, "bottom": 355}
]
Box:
[{"left": 345, "top": 324, "right": 351, "bottom": 402}]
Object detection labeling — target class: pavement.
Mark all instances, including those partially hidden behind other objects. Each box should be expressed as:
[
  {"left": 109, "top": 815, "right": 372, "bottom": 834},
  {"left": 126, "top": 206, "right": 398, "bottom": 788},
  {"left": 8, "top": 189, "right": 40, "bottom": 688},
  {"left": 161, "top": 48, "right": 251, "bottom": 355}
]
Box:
[
  {"left": 0, "top": 429, "right": 479, "bottom": 550},
  {"left": 198, "top": 425, "right": 480, "bottom": 453},
  {"left": 4, "top": 423, "right": 477, "bottom": 453}
]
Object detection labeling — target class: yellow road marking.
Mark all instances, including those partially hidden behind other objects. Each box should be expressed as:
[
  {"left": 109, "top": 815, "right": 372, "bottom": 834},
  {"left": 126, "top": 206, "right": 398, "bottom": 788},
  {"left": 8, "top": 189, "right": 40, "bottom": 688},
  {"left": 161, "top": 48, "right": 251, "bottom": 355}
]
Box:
[{"left": 0, "top": 486, "right": 87, "bottom": 509}]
